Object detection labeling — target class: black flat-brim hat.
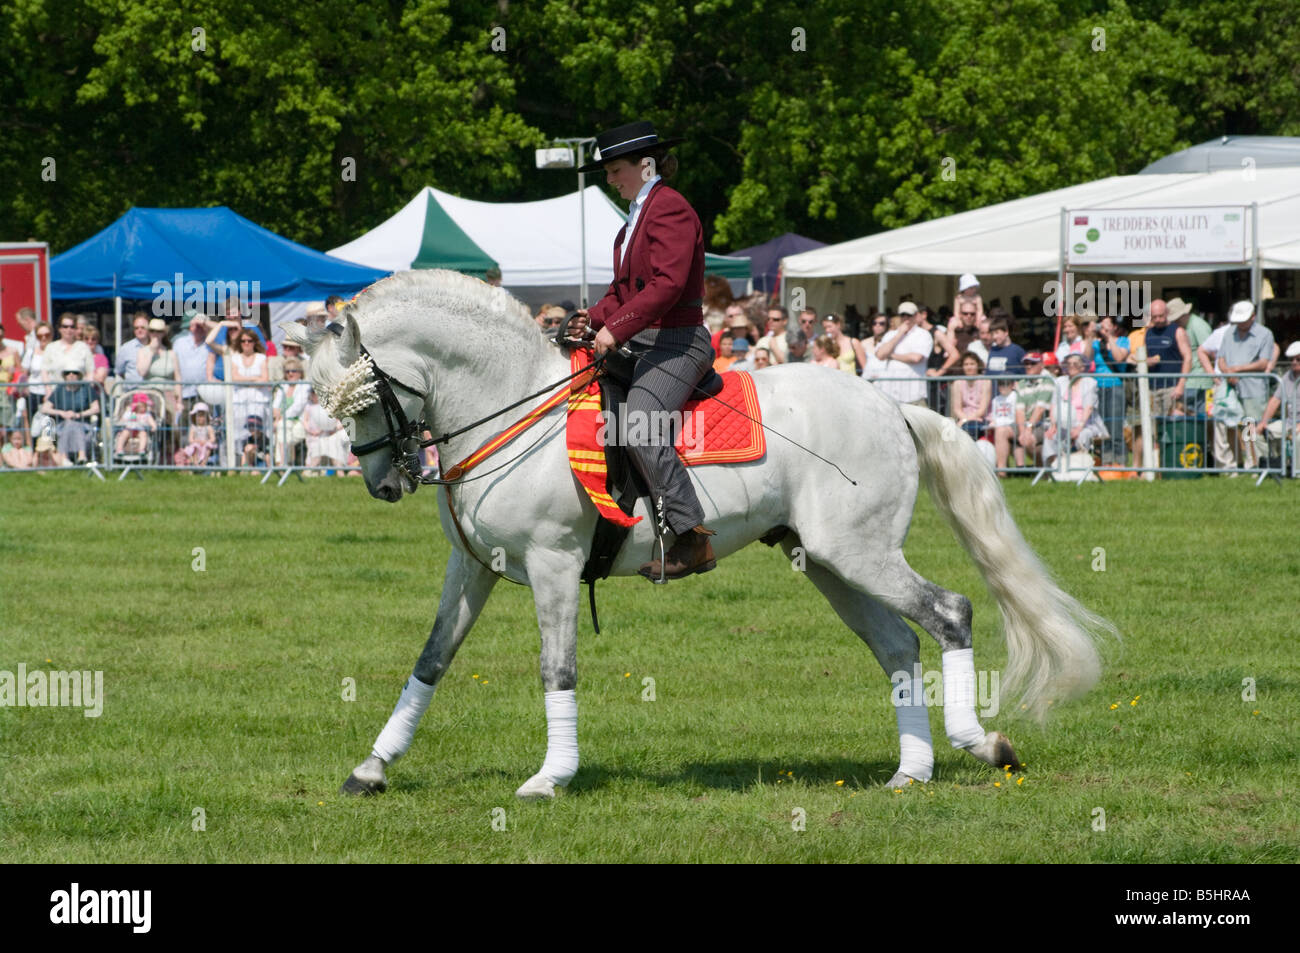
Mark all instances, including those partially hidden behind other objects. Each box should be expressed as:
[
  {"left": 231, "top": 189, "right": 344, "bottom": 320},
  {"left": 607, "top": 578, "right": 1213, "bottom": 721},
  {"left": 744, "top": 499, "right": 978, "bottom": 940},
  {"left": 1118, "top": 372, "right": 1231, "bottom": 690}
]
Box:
[{"left": 577, "top": 121, "right": 684, "bottom": 173}]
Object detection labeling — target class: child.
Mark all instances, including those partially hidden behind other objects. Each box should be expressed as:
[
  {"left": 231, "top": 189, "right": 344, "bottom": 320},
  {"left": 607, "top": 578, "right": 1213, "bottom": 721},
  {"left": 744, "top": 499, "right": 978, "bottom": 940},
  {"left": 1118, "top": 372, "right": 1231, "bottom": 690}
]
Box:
[
  {"left": 115, "top": 392, "right": 158, "bottom": 456},
  {"left": 989, "top": 376, "right": 1021, "bottom": 474},
  {"left": 175, "top": 402, "right": 218, "bottom": 466},
  {"left": 241, "top": 414, "right": 270, "bottom": 467}
]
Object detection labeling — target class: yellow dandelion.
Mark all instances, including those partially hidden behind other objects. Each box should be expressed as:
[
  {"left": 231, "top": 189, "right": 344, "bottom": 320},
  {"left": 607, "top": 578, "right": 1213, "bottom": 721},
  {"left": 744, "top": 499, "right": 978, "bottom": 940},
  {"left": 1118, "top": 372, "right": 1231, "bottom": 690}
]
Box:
[
  {"left": 835, "top": 780, "right": 845, "bottom": 786},
  {"left": 481, "top": 680, "right": 489, "bottom": 685},
  {"left": 1134, "top": 695, "right": 1140, "bottom": 700},
  {"left": 472, "top": 674, "right": 479, "bottom": 679},
  {"left": 994, "top": 782, "right": 1001, "bottom": 788},
  {"left": 893, "top": 788, "right": 902, "bottom": 793},
  {"left": 624, "top": 672, "right": 630, "bottom": 678},
  {"left": 1130, "top": 699, "right": 1137, "bottom": 707},
  {"left": 1003, "top": 764, "right": 1010, "bottom": 771},
  {"left": 849, "top": 792, "right": 857, "bottom": 798},
  {"left": 1110, "top": 703, "right": 1119, "bottom": 710},
  {"left": 1005, "top": 772, "right": 1012, "bottom": 780},
  {"left": 45, "top": 658, "right": 52, "bottom": 663},
  {"left": 317, "top": 801, "right": 324, "bottom": 806},
  {"left": 1253, "top": 710, "right": 1259, "bottom": 715},
  {"left": 907, "top": 778, "right": 914, "bottom": 785},
  {"left": 1016, "top": 777, "right": 1024, "bottom": 786}
]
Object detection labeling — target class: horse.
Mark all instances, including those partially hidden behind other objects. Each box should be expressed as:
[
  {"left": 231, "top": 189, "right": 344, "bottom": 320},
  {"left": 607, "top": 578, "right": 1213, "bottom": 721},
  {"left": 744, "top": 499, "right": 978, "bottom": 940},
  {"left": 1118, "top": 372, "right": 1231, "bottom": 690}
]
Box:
[{"left": 286, "top": 270, "right": 1112, "bottom": 800}]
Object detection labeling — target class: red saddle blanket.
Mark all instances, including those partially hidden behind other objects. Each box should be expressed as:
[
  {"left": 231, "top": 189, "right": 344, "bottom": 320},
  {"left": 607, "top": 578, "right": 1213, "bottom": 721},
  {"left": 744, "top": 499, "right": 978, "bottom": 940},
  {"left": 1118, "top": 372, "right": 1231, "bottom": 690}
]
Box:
[{"left": 566, "top": 352, "right": 765, "bottom": 526}]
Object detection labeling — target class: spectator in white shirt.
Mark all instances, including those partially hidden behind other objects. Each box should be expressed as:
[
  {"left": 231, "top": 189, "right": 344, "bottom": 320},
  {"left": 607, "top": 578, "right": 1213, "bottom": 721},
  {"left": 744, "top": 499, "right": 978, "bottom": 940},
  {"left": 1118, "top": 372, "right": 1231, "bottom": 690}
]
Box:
[
  {"left": 42, "top": 313, "right": 95, "bottom": 384},
  {"left": 873, "top": 303, "right": 933, "bottom": 406}
]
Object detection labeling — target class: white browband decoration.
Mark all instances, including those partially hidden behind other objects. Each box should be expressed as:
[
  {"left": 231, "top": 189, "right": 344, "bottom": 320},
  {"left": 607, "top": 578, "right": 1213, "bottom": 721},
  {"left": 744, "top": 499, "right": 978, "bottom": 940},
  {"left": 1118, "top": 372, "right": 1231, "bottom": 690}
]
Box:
[{"left": 320, "top": 353, "right": 381, "bottom": 418}]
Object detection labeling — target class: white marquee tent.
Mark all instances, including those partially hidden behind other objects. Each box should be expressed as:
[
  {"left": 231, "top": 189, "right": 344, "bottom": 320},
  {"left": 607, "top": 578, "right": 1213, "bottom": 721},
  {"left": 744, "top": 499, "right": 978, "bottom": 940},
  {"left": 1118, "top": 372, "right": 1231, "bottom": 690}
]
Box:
[
  {"left": 781, "top": 168, "right": 1300, "bottom": 317},
  {"left": 329, "top": 185, "right": 749, "bottom": 309}
]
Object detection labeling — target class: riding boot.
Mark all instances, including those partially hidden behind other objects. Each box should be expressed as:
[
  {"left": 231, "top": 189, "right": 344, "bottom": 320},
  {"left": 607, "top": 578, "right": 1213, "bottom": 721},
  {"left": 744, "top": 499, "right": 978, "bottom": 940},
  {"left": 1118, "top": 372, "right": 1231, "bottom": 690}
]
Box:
[{"left": 638, "top": 525, "right": 717, "bottom": 581}]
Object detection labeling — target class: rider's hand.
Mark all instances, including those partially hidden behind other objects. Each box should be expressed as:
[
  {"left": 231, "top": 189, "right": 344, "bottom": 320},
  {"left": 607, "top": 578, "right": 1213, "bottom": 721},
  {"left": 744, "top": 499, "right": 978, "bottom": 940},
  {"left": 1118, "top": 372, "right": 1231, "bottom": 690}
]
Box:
[
  {"left": 566, "top": 309, "right": 589, "bottom": 338},
  {"left": 593, "top": 325, "right": 617, "bottom": 356}
]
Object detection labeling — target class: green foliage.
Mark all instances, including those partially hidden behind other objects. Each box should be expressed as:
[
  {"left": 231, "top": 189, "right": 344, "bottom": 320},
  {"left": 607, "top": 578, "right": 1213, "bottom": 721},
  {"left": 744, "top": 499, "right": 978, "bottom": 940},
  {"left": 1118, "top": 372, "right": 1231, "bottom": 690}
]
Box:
[{"left": 0, "top": 0, "right": 1294, "bottom": 257}]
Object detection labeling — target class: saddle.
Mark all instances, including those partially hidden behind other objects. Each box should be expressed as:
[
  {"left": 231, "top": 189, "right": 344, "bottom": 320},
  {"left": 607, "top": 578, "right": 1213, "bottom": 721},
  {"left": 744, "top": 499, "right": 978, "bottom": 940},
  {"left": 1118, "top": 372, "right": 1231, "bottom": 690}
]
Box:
[{"left": 578, "top": 351, "right": 726, "bottom": 586}]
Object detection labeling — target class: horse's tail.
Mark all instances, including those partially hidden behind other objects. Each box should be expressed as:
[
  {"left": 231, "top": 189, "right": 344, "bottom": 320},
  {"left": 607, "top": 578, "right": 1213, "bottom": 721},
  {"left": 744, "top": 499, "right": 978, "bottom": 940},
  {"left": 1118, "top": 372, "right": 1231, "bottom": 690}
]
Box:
[{"left": 899, "top": 402, "right": 1115, "bottom": 718}]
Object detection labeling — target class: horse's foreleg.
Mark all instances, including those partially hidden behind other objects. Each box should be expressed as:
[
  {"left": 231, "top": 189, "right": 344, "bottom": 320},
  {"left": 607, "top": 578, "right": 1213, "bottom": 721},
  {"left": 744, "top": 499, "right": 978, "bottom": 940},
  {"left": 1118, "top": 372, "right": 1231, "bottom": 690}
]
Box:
[
  {"left": 340, "top": 550, "right": 498, "bottom": 795},
  {"left": 515, "top": 556, "right": 583, "bottom": 800}
]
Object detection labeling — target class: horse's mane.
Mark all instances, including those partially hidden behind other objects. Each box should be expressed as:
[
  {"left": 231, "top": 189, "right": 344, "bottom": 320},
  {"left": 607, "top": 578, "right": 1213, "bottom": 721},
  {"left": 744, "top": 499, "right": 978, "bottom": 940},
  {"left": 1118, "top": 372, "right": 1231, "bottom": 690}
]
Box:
[{"left": 291, "top": 270, "right": 541, "bottom": 414}]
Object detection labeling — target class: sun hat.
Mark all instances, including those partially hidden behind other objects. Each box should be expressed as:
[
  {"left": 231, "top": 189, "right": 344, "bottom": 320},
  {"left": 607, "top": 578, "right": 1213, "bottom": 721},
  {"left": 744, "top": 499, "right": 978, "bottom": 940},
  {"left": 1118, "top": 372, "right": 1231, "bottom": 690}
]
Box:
[
  {"left": 190, "top": 402, "right": 210, "bottom": 417},
  {"left": 731, "top": 338, "right": 750, "bottom": 354},
  {"left": 148, "top": 318, "right": 168, "bottom": 332},
  {"left": 1285, "top": 341, "right": 1300, "bottom": 358},
  {"left": 1041, "top": 352, "right": 1060, "bottom": 367},
  {"left": 1228, "top": 300, "right": 1255, "bottom": 323},
  {"left": 958, "top": 274, "right": 979, "bottom": 292},
  {"left": 130, "top": 392, "right": 150, "bottom": 406},
  {"left": 1165, "top": 297, "right": 1193, "bottom": 322},
  {"left": 897, "top": 302, "right": 918, "bottom": 317},
  {"left": 577, "top": 120, "right": 684, "bottom": 173}
]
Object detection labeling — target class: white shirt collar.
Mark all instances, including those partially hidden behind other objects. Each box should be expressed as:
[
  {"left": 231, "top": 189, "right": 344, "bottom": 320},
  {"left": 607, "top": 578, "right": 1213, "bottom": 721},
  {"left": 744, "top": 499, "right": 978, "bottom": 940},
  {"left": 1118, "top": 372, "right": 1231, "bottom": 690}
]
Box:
[{"left": 626, "top": 175, "right": 661, "bottom": 233}]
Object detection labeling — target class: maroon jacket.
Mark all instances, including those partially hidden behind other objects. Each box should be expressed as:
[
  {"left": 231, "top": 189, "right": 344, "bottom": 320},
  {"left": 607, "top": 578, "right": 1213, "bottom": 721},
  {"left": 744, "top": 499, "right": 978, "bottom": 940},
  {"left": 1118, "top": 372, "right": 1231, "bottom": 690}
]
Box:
[{"left": 587, "top": 182, "right": 705, "bottom": 343}]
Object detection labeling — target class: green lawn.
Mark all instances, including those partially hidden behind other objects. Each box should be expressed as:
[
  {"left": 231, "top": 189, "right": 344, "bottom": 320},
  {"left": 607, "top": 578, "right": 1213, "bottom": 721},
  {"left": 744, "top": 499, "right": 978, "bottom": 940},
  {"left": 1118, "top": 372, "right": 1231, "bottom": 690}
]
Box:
[{"left": 0, "top": 472, "right": 1295, "bottom": 863}]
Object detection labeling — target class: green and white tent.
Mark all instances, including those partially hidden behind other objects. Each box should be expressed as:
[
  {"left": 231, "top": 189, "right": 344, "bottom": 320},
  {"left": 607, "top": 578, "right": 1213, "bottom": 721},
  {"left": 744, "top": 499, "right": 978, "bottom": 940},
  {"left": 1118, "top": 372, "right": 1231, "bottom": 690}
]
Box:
[{"left": 329, "top": 185, "right": 749, "bottom": 307}]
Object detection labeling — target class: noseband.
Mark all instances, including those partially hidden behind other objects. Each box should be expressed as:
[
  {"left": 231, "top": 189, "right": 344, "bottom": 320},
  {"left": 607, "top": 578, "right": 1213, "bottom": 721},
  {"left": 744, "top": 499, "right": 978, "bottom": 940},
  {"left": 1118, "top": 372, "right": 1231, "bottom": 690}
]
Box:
[{"left": 347, "top": 344, "right": 435, "bottom": 488}]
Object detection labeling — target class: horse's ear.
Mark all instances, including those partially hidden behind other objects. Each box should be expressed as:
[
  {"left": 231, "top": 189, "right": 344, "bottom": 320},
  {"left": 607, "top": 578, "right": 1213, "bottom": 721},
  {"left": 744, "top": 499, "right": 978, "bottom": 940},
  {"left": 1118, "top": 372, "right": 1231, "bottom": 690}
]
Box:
[
  {"left": 283, "top": 321, "right": 315, "bottom": 354},
  {"left": 337, "top": 312, "right": 362, "bottom": 366}
]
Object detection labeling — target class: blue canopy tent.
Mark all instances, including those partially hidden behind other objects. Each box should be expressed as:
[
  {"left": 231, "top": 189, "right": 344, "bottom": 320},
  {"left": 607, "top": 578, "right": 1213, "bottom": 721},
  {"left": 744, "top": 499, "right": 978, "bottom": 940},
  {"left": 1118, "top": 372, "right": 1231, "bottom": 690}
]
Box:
[
  {"left": 727, "top": 232, "right": 826, "bottom": 295},
  {"left": 51, "top": 206, "right": 390, "bottom": 347}
]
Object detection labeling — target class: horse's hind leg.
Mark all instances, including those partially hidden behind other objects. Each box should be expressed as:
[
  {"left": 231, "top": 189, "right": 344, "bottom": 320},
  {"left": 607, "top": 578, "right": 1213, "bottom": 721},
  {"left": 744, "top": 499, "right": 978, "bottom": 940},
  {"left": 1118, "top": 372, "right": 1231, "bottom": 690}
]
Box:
[
  {"left": 798, "top": 545, "right": 1020, "bottom": 779},
  {"left": 341, "top": 550, "right": 498, "bottom": 795},
  {"left": 796, "top": 554, "right": 934, "bottom": 786}
]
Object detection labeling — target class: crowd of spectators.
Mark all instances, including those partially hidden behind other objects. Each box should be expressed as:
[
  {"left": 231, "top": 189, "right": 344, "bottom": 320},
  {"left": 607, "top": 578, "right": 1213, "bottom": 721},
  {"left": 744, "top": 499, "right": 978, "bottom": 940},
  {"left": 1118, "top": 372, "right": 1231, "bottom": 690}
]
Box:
[
  {"left": 684, "top": 279, "right": 1299, "bottom": 477},
  {"left": 1, "top": 298, "right": 361, "bottom": 474}
]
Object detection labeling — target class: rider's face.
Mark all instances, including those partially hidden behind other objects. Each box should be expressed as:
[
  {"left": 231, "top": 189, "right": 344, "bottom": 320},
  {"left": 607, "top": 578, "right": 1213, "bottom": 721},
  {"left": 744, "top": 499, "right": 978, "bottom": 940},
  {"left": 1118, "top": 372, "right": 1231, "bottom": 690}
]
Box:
[{"left": 604, "top": 158, "right": 650, "bottom": 201}]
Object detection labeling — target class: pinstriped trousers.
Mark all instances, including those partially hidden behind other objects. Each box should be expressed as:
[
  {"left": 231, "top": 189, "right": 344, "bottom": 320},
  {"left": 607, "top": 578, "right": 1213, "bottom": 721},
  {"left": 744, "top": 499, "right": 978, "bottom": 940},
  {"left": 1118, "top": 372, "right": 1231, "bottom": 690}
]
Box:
[{"left": 621, "top": 324, "right": 714, "bottom": 536}]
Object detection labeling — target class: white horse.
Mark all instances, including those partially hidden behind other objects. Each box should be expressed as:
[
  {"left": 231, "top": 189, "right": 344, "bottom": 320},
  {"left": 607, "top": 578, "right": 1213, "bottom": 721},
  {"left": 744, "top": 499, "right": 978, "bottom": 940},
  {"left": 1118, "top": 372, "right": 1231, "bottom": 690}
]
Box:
[{"left": 288, "top": 270, "right": 1112, "bottom": 799}]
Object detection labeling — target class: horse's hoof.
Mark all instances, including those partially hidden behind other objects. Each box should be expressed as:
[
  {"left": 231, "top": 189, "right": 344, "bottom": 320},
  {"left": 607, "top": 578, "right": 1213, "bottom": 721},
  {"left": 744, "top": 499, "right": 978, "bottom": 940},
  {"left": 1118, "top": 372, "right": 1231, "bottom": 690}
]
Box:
[
  {"left": 340, "top": 756, "right": 388, "bottom": 796},
  {"left": 883, "top": 771, "right": 927, "bottom": 788},
  {"left": 515, "top": 774, "right": 557, "bottom": 800},
  {"left": 968, "top": 731, "right": 1022, "bottom": 772}
]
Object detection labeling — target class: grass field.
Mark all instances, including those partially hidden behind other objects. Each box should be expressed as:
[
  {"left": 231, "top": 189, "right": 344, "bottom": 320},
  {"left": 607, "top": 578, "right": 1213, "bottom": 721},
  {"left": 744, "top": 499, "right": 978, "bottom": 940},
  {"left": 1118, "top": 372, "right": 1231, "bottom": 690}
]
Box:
[{"left": 1, "top": 471, "right": 1295, "bottom": 863}]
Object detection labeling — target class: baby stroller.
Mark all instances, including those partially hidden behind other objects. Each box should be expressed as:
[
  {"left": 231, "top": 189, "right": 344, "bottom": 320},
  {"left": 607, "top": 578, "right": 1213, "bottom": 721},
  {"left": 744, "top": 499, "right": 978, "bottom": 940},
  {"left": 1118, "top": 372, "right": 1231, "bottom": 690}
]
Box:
[{"left": 112, "top": 389, "right": 164, "bottom": 472}]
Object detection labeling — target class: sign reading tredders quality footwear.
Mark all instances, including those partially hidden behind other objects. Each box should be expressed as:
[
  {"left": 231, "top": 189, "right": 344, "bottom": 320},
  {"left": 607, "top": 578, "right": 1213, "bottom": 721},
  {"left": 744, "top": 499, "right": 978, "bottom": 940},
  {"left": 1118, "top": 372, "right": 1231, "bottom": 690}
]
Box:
[{"left": 1066, "top": 206, "right": 1247, "bottom": 266}]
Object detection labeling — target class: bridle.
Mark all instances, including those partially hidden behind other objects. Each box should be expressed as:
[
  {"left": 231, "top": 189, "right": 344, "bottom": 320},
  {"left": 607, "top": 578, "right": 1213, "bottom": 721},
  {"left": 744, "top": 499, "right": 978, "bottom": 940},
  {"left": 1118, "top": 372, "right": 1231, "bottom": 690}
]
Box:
[{"left": 345, "top": 328, "right": 608, "bottom": 492}]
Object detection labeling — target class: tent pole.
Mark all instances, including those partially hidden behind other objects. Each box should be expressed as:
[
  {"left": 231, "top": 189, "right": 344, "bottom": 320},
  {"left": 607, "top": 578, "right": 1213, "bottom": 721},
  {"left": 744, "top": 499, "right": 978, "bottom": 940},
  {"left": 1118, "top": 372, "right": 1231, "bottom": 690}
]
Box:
[
  {"left": 578, "top": 141, "right": 588, "bottom": 308},
  {"left": 1057, "top": 207, "right": 1067, "bottom": 350},
  {"left": 877, "top": 264, "right": 886, "bottom": 316},
  {"left": 1251, "top": 201, "right": 1261, "bottom": 320},
  {"left": 114, "top": 294, "right": 122, "bottom": 354}
]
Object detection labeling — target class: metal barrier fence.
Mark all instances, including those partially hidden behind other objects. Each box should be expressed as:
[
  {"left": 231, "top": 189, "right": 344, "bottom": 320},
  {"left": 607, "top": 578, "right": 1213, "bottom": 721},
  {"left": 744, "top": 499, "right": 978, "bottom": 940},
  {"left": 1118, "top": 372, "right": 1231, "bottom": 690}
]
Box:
[
  {"left": 863, "top": 369, "right": 1296, "bottom": 484},
  {"left": 0, "top": 379, "right": 410, "bottom": 484},
  {"left": 3, "top": 371, "right": 1294, "bottom": 484}
]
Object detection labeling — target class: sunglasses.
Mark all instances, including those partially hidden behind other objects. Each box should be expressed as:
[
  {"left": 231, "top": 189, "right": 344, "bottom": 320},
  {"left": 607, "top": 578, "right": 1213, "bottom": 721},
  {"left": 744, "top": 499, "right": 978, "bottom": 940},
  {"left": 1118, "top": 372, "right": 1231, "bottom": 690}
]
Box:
[
  {"left": 543, "top": 318, "right": 562, "bottom": 327},
  {"left": 37, "top": 333, "right": 52, "bottom": 339},
  {"left": 60, "top": 324, "right": 75, "bottom": 330},
  {"left": 960, "top": 311, "right": 976, "bottom": 317}
]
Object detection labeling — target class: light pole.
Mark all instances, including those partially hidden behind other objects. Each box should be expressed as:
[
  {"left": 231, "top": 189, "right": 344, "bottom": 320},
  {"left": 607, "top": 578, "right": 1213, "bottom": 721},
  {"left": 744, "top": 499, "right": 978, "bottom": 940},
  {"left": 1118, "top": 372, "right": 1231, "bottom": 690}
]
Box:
[{"left": 536, "top": 136, "right": 596, "bottom": 306}]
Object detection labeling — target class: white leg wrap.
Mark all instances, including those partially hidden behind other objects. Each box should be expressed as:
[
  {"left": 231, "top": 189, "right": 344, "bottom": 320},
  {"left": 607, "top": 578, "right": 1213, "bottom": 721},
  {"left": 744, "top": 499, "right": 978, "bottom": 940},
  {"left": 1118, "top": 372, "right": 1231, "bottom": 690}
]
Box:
[
  {"left": 538, "top": 689, "right": 579, "bottom": 786},
  {"left": 895, "top": 676, "right": 934, "bottom": 781},
  {"left": 371, "top": 675, "right": 437, "bottom": 764},
  {"left": 942, "top": 648, "right": 986, "bottom": 749}
]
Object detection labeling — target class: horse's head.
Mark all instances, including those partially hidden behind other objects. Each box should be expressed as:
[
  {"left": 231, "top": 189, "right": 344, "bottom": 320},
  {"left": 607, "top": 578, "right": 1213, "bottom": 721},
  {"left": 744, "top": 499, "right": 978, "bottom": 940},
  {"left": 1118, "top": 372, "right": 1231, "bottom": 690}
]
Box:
[{"left": 289, "top": 313, "right": 428, "bottom": 502}]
